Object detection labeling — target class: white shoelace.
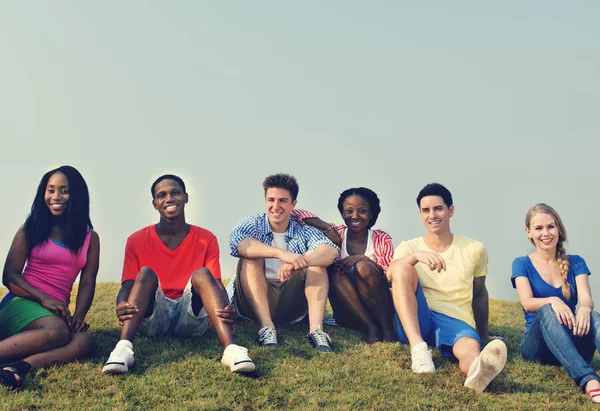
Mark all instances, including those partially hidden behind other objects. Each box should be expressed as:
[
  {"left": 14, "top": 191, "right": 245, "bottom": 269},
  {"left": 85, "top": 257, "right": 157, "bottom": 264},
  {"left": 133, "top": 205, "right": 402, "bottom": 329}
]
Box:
[
  {"left": 259, "top": 327, "right": 277, "bottom": 345},
  {"left": 310, "top": 329, "right": 331, "bottom": 346}
]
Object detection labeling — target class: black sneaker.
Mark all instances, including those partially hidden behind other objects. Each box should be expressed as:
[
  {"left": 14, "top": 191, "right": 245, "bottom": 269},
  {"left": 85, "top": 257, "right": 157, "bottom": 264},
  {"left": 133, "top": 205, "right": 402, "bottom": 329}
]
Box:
[
  {"left": 307, "top": 329, "right": 333, "bottom": 353},
  {"left": 258, "top": 326, "right": 278, "bottom": 349}
]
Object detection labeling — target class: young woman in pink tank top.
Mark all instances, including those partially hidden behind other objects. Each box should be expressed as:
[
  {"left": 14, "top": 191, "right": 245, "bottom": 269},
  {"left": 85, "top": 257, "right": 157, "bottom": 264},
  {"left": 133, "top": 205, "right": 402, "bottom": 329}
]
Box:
[{"left": 0, "top": 165, "right": 100, "bottom": 390}]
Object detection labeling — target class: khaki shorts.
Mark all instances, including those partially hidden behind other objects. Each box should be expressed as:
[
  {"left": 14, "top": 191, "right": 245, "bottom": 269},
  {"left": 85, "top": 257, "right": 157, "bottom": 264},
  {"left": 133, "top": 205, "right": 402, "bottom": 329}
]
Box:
[
  {"left": 139, "top": 280, "right": 209, "bottom": 338},
  {"left": 234, "top": 259, "right": 308, "bottom": 324}
]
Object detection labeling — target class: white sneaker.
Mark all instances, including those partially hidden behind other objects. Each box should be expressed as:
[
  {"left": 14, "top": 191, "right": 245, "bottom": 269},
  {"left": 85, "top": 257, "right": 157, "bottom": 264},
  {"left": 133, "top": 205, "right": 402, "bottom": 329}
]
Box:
[
  {"left": 411, "top": 342, "right": 435, "bottom": 373},
  {"left": 102, "top": 341, "right": 134, "bottom": 374},
  {"left": 464, "top": 339, "right": 507, "bottom": 392},
  {"left": 221, "top": 344, "right": 256, "bottom": 373}
]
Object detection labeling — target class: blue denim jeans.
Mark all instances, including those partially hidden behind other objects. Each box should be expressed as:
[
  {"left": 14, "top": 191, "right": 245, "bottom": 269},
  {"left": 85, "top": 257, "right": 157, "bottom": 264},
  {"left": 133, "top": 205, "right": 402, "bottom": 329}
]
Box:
[{"left": 520, "top": 304, "right": 600, "bottom": 389}]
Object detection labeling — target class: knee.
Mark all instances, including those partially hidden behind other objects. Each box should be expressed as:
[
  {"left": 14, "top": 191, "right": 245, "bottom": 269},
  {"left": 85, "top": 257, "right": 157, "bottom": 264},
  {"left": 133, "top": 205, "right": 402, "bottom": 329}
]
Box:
[
  {"left": 74, "top": 332, "right": 96, "bottom": 358},
  {"left": 192, "top": 268, "right": 214, "bottom": 285},
  {"left": 46, "top": 323, "right": 72, "bottom": 348},
  {"left": 538, "top": 304, "right": 555, "bottom": 318},
  {"left": 136, "top": 267, "right": 158, "bottom": 285},
  {"left": 354, "top": 260, "right": 380, "bottom": 280},
  {"left": 389, "top": 262, "right": 417, "bottom": 286},
  {"left": 309, "top": 266, "right": 327, "bottom": 276},
  {"left": 240, "top": 258, "right": 265, "bottom": 274}
]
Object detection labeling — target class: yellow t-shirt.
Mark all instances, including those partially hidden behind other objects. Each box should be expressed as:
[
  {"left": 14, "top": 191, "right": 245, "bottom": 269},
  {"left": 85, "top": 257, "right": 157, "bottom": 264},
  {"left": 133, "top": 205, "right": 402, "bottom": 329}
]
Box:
[{"left": 393, "top": 235, "right": 488, "bottom": 328}]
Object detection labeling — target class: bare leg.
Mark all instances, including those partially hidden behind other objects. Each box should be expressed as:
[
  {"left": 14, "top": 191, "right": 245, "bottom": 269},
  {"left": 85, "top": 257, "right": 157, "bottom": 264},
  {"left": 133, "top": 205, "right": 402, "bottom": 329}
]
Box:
[
  {"left": 23, "top": 332, "right": 96, "bottom": 370},
  {"left": 190, "top": 268, "right": 234, "bottom": 347},
  {"left": 0, "top": 316, "right": 71, "bottom": 362},
  {"left": 305, "top": 266, "right": 329, "bottom": 333},
  {"left": 390, "top": 261, "right": 423, "bottom": 348},
  {"left": 453, "top": 337, "right": 481, "bottom": 375},
  {"left": 328, "top": 266, "right": 380, "bottom": 342},
  {"left": 352, "top": 261, "right": 395, "bottom": 342},
  {"left": 120, "top": 267, "right": 159, "bottom": 342},
  {"left": 238, "top": 258, "right": 274, "bottom": 328}
]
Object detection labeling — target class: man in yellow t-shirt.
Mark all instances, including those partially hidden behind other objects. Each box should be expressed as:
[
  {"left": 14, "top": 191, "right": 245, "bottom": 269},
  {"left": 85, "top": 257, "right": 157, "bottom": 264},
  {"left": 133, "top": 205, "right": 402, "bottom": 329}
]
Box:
[{"left": 387, "top": 183, "right": 507, "bottom": 392}]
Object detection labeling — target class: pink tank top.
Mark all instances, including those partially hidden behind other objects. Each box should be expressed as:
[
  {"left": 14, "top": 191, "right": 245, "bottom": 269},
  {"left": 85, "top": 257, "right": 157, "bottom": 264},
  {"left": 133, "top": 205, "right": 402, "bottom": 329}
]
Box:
[{"left": 21, "top": 231, "right": 91, "bottom": 305}]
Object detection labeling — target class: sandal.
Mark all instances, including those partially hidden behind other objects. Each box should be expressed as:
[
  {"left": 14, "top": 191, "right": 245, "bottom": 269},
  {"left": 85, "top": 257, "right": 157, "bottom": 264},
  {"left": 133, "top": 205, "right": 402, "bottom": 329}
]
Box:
[
  {"left": 0, "top": 361, "right": 31, "bottom": 391},
  {"left": 587, "top": 388, "right": 600, "bottom": 403},
  {"left": 0, "top": 368, "right": 23, "bottom": 390}
]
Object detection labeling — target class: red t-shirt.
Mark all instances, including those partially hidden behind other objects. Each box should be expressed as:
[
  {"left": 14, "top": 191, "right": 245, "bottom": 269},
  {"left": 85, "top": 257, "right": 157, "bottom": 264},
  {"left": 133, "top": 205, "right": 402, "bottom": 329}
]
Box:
[{"left": 121, "top": 225, "right": 221, "bottom": 299}]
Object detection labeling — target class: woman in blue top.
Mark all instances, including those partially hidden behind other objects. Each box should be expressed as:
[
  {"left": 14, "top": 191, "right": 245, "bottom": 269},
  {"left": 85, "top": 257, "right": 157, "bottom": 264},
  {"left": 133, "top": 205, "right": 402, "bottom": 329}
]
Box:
[{"left": 512, "top": 203, "right": 600, "bottom": 403}]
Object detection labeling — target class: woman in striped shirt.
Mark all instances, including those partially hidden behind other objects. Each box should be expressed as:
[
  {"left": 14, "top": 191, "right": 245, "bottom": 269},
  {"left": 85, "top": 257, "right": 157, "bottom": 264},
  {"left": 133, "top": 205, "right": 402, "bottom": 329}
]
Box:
[{"left": 292, "top": 187, "right": 395, "bottom": 343}]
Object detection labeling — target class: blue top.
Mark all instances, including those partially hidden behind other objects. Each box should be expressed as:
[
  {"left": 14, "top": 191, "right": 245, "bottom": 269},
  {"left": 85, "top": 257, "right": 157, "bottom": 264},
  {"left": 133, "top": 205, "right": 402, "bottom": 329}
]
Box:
[
  {"left": 229, "top": 213, "right": 339, "bottom": 258},
  {"left": 511, "top": 254, "right": 590, "bottom": 337}
]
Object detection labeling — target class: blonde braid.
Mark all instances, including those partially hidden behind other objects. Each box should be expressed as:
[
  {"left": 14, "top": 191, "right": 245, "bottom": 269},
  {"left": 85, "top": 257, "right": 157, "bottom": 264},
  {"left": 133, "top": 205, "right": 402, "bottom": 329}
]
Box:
[{"left": 556, "top": 241, "right": 570, "bottom": 300}]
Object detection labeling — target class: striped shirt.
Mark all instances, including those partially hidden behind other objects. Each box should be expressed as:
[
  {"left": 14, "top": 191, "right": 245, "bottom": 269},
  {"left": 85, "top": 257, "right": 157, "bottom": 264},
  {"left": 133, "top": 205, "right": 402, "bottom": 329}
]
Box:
[
  {"left": 229, "top": 212, "right": 339, "bottom": 258},
  {"left": 292, "top": 209, "right": 394, "bottom": 274}
]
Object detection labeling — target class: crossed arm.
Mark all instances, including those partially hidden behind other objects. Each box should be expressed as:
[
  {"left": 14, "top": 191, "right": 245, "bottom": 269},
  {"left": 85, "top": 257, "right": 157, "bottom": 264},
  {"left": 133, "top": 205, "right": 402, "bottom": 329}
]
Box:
[{"left": 236, "top": 237, "right": 338, "bottom": 281}]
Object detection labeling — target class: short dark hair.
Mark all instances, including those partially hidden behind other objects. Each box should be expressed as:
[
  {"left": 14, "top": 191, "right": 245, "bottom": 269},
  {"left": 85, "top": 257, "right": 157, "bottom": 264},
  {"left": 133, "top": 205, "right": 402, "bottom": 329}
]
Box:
[
  {"left": 263, "top": 173, "right": 299, "bottom": 201},
  {"left": 416, "top": 183, "right": 453, "bottom": 208},
  {"left": 151, "top": 174, "right": 186, "bottom": 199},
  {"left": 337, "top": 187, "right": 381, "bottom": 229}
]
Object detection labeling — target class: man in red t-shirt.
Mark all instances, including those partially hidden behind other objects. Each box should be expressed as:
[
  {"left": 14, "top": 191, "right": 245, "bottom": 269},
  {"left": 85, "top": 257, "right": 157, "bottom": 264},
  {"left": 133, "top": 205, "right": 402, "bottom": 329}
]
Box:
[{"left": 102, "top": 174, "right": 254, "bottom": 374}]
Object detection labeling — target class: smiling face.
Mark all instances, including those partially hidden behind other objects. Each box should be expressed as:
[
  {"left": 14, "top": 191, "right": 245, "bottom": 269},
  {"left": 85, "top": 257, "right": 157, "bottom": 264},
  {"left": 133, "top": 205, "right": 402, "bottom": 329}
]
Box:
[
  {"left": 265, "top": 187, "right": 296, "bottom": 232},
  {"left": 152, "top": 179, "right": 188, "bottom": 220},
  {"left": 44, "top": 171, "right": 70, "bottom": 216},
  {"left": 341, "top": 195, "right": 371, "bottom": 233},
  {"left": 419, "top": 195, "right": 453, "bottom": 235},
  {"left": 526, "top": 212, "right": 560, "bottom": 252}
]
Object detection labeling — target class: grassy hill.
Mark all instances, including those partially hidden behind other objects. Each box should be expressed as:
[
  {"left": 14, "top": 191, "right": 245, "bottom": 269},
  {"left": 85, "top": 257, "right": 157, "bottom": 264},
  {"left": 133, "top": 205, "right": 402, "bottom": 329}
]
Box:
[{"left": 1, "top": 283, "right": 598, "bottom": 410}]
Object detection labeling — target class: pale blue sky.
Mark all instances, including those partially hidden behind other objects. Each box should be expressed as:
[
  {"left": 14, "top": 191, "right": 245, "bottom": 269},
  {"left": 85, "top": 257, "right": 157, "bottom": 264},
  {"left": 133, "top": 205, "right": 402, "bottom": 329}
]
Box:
[{"left": 1, "top": 2, "right": 599, "bottom": 301}]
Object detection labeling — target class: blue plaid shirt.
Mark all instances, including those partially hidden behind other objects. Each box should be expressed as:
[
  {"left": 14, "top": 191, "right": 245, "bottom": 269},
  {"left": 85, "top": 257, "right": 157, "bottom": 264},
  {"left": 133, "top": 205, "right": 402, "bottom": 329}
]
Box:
[{"left": 229, "top": 213, "right": 339, "bottom": 258}]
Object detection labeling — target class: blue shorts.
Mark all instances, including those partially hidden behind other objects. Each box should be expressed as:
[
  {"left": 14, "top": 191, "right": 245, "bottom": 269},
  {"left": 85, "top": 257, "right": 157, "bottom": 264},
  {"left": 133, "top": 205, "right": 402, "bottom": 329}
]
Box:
[{"left": 394, "top": 282, "right": 481, "bottom": 360}]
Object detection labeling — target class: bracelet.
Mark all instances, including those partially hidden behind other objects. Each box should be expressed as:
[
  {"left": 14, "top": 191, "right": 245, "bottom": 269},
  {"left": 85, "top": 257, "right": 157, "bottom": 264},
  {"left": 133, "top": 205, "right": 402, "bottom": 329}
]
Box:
[{"left": 323, "top": 224, "right": 335, "bottom": 234}]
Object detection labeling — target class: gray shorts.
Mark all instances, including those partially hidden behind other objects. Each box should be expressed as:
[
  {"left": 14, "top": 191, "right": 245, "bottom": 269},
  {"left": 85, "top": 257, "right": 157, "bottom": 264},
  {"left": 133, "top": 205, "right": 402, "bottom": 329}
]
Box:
[
  {"left": 139, "top": 280, "right": 209, "bottom": 338},
  {"left": 234, "top": 259, "right": 308, "bottom": 325}
]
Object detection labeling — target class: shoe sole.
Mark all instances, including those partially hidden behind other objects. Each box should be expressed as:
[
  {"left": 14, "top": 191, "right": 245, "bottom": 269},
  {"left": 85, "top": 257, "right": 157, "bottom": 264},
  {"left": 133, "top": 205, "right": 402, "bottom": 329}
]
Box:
[
  {"left": 102, "top": 363, "right": 130, "bottom": 374},
  {"left": 230, "top": 361, "right": 256, "bottom": 373},
  {"left": 412, "top": 365, "right": 435, "bottom": 374},
  {"left": 464, "top": 340, "right": 507, "bottom": 392}
]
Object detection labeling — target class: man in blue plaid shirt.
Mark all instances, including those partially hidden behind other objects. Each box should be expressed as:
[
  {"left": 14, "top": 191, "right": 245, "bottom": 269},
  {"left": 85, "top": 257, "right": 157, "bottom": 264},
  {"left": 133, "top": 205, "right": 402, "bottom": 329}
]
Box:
[{"left": 229, "top": 173, "right": 339, "bottom": 352}]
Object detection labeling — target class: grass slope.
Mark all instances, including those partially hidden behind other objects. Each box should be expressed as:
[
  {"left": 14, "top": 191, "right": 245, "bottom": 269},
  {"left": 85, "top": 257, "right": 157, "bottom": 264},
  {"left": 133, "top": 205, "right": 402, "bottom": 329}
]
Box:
[{"left": 1, "top": 284, "right": 598, "bottom": 410}]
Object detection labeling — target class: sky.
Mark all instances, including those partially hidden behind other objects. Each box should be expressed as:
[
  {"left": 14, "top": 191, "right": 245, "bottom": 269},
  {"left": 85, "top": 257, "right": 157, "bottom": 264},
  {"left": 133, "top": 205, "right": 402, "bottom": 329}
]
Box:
[{"left": 1, "top": 2, "right": 599, "bottom": 302}]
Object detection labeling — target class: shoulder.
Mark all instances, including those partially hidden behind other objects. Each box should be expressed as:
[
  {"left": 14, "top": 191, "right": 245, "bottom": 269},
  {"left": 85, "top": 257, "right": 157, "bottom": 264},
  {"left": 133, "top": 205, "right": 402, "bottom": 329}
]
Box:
[
  {"left": 455, "top": 235, "right": 487, "bottom": 253},
  {"left": 568, "top": 254, "right": 590, "bottom": 275},
  {"left": 402, "top": 237, "right": 424, "bottom": 250},
  {"left": 234, "top": 213, "right": 265, "bottom": 228},
  {"left": 295, "top": 222, "right": 323, "bottom": 237},
  {"left": 511, "top": 256, "right": 531, "bottom": 273},
  {"left": 372, "top": 229, "right": 392, "bottom": 241},
  {"left": 455, "top": 235, "right": 484, "bottom": 248},
  {"left": 127, "top": 225, "right": 154, "bottom": 243},
  {"left": 190, "top": 225, "right": 217, "bottom": 240},
  {"left": 89, "top": 230, "right": 100, "bottom": 243},
  {"left": 568, "top": 254, "right": 586, "bottom": 265}
]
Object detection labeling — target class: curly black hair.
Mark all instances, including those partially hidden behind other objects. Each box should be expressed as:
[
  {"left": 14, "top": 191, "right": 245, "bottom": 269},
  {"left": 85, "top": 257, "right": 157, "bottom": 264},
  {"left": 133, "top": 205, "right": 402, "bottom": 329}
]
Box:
[{"left": 337, "top": 187, "right": 381, "bottom": 229}]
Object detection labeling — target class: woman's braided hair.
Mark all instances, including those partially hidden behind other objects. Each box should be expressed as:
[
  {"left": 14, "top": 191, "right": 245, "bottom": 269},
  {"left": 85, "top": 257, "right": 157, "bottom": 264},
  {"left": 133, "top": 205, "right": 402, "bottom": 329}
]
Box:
[{"left": 526, "top": 203, "right": 570, "bottom": 300}]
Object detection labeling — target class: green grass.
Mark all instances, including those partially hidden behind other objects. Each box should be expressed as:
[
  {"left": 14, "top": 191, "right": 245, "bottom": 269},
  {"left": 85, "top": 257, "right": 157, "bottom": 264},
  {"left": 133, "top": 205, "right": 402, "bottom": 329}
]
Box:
[{"left": 1, "top": 284, "right": 598, "bottom": 410}]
